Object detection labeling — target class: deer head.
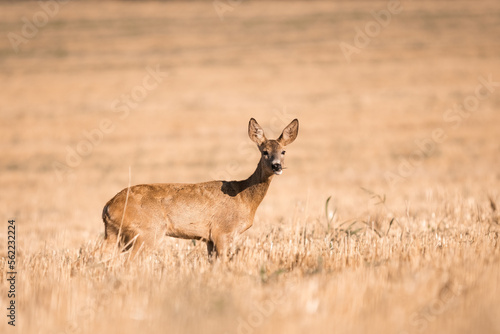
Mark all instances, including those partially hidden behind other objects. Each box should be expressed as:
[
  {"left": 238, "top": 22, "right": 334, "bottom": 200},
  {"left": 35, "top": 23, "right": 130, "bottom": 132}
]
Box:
[{"left": 248, "top": 118, "right": 299, "bottom": 176}]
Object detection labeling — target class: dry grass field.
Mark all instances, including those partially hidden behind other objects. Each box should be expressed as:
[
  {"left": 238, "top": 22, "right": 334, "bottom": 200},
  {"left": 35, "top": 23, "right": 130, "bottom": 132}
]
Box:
[{"left": 1, "top": 1, "right": 500, "bottom": 333}]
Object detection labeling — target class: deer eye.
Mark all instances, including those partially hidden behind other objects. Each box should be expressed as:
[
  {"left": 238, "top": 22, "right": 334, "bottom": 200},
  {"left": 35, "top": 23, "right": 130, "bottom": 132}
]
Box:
[
  {"left": 281, "top": 151, "right": 286, "bottom": 155},
  {"left": 262, "top": 150, "right": 269, "bottom": 157}
]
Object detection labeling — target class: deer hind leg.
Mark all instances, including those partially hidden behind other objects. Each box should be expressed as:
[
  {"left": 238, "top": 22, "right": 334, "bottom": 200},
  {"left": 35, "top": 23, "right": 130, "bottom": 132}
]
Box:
[
  {"left": 127, "top": 234, "right": 146, "bottom": 258},
  {"left": 103, "top": 220, "right": 143, "bottom": 257},
  {"left": 114, "top": 225, "right": 146, "bottom": 257},
  {"left": 101, "top": 219, "right": 120, "bottom": 257}
]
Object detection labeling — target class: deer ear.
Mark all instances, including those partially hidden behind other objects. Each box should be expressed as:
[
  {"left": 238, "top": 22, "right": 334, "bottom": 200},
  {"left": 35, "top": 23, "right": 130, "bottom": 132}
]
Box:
[
  {"left": 278, "top": 119, "right": 299, "bottom": 146},
  {"left": 248, "top": 118, "right": 266, "bottom": 145}
]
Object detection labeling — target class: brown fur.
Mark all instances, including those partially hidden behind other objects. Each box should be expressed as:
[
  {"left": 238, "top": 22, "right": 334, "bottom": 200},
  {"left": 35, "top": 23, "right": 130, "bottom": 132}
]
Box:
[{"left": 102, "top": 118, "right": 299, "bottom": 258}]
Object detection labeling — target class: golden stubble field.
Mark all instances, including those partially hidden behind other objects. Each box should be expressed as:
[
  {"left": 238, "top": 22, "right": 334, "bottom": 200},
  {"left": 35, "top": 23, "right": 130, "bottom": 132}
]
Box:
[{"left": 1, "top": 1, "right": 500, "bottom": 333}]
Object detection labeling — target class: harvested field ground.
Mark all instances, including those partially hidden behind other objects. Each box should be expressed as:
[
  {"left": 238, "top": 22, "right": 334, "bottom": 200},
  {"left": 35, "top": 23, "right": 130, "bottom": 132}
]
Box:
[{"left": 0, "top": 1, "right": 500, "bottom": 333}]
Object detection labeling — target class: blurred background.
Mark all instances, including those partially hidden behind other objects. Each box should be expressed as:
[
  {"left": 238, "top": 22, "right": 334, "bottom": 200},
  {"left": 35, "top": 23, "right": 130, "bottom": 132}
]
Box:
[{"left": 1, "top": 1, "right": 500, "bottom": 333}]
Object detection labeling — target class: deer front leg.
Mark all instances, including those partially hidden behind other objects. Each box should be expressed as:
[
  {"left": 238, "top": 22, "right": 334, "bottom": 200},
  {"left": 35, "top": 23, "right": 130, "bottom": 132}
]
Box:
[
  {"left": 206, "top": 240, "right": 215, "bottom": 259},
  {"left": 213, "top": 233, "right": 237, "bottom": 260}
]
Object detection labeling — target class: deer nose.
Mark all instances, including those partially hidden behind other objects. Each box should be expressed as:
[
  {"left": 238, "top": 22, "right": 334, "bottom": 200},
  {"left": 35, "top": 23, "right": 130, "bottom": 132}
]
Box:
[{"left": 272, "top": 163, "right": 282, "bottom": 172}]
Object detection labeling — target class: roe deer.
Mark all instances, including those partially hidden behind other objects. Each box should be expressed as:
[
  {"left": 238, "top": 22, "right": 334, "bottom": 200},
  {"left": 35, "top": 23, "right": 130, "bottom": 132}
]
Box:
[{"left": 102, "top": 118, "right": 299, "bottom": 258}]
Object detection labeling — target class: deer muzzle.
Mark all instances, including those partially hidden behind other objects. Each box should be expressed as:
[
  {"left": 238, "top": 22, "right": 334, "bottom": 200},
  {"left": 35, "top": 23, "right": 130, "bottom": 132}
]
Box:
[{"left": 272, "top": 163, "right": 282, "bottom": 175}]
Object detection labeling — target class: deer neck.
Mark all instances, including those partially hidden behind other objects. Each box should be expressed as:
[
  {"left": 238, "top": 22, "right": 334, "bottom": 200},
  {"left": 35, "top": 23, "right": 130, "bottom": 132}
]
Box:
[{"left": 240, "top": 159, "right": 274, "bottom": 210}]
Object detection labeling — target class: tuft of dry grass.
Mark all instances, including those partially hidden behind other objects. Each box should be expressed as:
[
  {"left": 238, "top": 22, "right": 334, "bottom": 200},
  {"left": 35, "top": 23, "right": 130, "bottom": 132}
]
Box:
[{"left": 2, "top": 194, "right": 499, "bottom": 334}]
